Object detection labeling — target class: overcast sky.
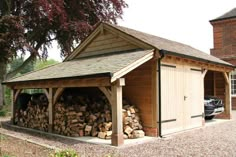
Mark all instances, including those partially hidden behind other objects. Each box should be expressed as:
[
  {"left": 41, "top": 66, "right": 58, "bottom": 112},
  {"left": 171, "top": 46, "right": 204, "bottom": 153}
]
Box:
[{"left": 50, "top": 0, "right": 236, "bottom": 61}]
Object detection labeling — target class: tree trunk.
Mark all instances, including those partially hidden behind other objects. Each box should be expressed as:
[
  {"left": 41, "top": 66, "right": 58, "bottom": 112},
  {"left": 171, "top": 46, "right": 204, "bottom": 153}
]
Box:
[{"left": 0, "top": 61, "right": 7, "bottom": 108}]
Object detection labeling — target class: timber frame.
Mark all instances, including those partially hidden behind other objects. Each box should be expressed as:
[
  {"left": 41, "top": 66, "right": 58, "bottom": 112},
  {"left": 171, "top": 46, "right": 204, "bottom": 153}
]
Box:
[
  {"left": 3, "top": 22, "right": 235, "bottom": 147},
  {"left": 7, "top": 76, "right": 126, "bottom": 146}
]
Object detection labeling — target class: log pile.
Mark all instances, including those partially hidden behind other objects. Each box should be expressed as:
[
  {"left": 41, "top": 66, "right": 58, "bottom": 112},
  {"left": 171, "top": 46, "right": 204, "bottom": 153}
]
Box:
[
  {"left": 123, "top": 103, "right": 145, "bottom": 139},
  {"left": 53, "top": 95, "right": 114, "bottom": 138},
  {"left": 53, "top": 102, "right": 113, "bottom": 137},
  {"left": 15, "top": 91, "right": 145, "bottom": 139},
  {"left": 15, "top": 104, "right": 49, "bottom": 132}
]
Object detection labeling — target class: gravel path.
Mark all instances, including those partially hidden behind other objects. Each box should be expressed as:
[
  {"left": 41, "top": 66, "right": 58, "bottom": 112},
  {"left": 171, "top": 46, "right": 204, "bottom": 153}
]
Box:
[{"left": 1, "top": 112, "right": 236, "bottom": 157}]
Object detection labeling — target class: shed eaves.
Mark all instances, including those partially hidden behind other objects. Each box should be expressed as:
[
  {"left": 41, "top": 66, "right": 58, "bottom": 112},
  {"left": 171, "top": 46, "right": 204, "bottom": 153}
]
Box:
[
  {"left": 5, "top": 50, "right": 153, "bottom": 83},
  {"left": 210, "top": 8, "right": 236, "bottom": 22},
  {"left": 107, "top": 23, "right": 232, "bottom": 66}
]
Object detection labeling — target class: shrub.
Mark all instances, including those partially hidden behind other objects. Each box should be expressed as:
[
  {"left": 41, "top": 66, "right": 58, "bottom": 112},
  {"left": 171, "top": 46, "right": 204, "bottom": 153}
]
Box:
[
  {"left": 0, "top": 109, "right": 7, "bottom": 117},
  {"left": 50, "top": 149, "right": 79, "bottom": 157}
]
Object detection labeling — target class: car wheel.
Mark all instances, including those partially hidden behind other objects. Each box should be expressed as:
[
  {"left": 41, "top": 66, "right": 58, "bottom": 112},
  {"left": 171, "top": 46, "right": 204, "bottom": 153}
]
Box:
[{"left": 205, "top": 115, "right": 215, "bottom": 120}]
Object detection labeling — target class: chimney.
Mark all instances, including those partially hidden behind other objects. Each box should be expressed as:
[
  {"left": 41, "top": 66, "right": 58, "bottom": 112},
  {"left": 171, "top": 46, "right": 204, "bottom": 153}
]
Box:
[{"left": 210, "top": 8, "right": 236, "bottom": 65}]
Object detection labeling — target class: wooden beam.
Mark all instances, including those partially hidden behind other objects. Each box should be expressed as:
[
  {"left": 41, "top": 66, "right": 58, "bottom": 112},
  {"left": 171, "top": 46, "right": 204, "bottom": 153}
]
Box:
[
  {"left": 162, "top": 55, "right": 233, "bottom": 72},
  {"left": 202, "top": 69, "right": 208, "bottom": 78},
  {"left": 14, "top": 89, "right": 22, "bottom": 102},
  {"left": 224, "top": 72, "right": 232, "bottom": 119},
  {"left": 53, "top": 88, "right": 64, "bottom": 104},
  {"left": 43, "top": 89, "right": 49, "bottom": 100},
  {"left": 99, "top": 87, "right": 112, "bottom": 105},
  {"left": 223, "top": 72, "right": 230, "bottom": 85},
  {"left": 111, "top": 78, "right": 125, "bottom": 146},
  {"left": 48, "top": 88, "right": 53, "bottom": 132},
  {"left": 9, "top": 77, "right": 111, "bottom": 89},
  {"left": 111, "top": 51, "right": 154, "bottom": 82}
]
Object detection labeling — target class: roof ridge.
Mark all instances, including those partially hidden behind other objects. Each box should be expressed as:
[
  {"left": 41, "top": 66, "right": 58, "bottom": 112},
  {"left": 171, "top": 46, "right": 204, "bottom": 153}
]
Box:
[{"left": 106, "top": 23, "right": 232, "bottom": 67}]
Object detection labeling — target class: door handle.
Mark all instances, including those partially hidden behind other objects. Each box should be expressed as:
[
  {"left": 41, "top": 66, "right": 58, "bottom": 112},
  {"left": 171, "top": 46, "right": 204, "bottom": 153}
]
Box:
[{"left": 184, "top": 96, "right": 187, "bottom": 100}]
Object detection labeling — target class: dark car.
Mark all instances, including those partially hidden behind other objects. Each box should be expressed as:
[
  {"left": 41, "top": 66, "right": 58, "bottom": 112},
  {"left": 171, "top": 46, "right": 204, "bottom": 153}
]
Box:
[{"left": 204, "top": 96, "right": 224, "bottom": 120}]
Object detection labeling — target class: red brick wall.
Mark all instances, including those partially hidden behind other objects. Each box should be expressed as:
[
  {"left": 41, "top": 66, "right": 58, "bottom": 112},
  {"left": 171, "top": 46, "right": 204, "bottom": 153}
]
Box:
[
  {"left": 232, "top": 97, "right": 236, "bottom": 110},
  {"left": 210, "top": 19, "right": 236, "bottom": 59},
  {"left": 204, "top": 71, "right": 214, "bottom": 96},
  {"left": 210, "top": 18, "right": 236, "bottom": 110}
]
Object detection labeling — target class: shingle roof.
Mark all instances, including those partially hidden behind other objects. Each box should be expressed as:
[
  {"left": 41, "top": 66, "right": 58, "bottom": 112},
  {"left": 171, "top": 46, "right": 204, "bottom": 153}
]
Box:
[
  {"left": 5, "top": 50, "right": 153, "bottom": 83},
  {"left": 210, "top": 8, "right": 236, "bottom": 22},
  {"left": 108, "top": 24, "right": 232, "bottom": 66}
]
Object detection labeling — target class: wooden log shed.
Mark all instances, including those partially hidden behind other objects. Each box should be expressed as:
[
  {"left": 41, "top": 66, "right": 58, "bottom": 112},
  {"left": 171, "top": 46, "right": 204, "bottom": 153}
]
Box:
[{"left": 3, "top": 22, "right": 234, "bottom": 146}]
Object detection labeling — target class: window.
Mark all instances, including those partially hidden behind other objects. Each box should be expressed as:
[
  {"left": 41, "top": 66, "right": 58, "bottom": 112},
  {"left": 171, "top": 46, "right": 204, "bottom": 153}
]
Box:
[{"left": 231, "top": 70, "right": 236, "bottom": 95}]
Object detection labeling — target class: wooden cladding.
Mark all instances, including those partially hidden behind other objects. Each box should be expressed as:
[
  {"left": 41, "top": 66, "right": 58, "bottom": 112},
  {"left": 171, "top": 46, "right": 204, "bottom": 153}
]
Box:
[
  {"left": 123, "top": 59, "right": 157, "bottom": 128},
  {"left": 77, "top": 31, "right": 139, "bottom": 58}
]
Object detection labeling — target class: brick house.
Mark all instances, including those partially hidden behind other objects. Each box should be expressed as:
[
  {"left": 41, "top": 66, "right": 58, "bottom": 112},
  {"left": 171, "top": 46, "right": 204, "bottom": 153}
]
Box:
[{"left": 210, "top": 8, "right": 236, "bottom": 110}]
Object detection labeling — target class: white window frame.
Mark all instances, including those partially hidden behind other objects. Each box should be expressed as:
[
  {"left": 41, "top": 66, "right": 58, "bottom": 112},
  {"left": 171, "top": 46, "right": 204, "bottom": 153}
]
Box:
[{"left": 231, "top": 70, "right": 236, "bottom": 97}]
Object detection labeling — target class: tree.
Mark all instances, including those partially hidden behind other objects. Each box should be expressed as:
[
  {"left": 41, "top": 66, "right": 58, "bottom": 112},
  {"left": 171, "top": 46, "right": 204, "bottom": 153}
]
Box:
[
  {"left": 35, "top": 59, "right": 59, "bottom": 70},
  {"left": 8, "top": 57, "right": 34, "bottom": 75},
  {"left": 0, "top": 0, "right": 128, "bottom": 106}
]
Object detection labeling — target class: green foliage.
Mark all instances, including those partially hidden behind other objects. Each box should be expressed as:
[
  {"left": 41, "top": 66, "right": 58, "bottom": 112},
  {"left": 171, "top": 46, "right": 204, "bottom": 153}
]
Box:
[
  {"left": 35, "top": 59, "right": 59, "bottom": 70},
  {"left": 0, "top": 109, "right": 7, "bottom": 117},
  {"left": 4, "top": 87, "right": 11, "bottom": 106},
  {"left": 8, "top": 57, "right": 34, "bottom": 74},
  {"left": 50, "top": 149, "right": 79, "bottom": 157}
]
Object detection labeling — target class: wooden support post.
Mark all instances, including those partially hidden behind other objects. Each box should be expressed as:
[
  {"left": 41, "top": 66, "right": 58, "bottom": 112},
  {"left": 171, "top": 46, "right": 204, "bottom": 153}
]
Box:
[
  {"left": 224, "top": 72, "right": 231, "bottom": 119},
  {"left": 223, "top": 72, "right": 230, "bottom": 85},
  {"left": 111, "top": 78, "right": 125, "bottom": 146},
  {"left": 48, "top": 88, "right": 53, "bottom": 132},
  {"left": 202, "top": 69, "right": 208, "bottom": 78}
]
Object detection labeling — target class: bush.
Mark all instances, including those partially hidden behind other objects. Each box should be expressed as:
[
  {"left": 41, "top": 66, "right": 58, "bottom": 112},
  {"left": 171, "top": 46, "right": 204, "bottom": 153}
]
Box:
[
  {"left": 50, "top": 149, "right": 79, "bottom": 157},
  {"left": 4, "top": 87, "right": 11, "bottom": 106},
  {"left": 0, "top": 109, "right": 7, "bottom": 117}
]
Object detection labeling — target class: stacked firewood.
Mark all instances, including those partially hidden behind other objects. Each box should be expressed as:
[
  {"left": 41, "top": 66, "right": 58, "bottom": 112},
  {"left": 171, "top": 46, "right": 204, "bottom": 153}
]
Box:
[
  {"left": 16, "top": 104, "right": 49, "bottom": 132},
  {"left": 53, "top": 95, "right": 113, "bottom": 138},
  {"left": 15, "top": 91, "right": 145, "bottom": 139},
  {"left": 123, "top": 103, "right": 145, "bottom": 139},
  {"left": 53, "top": 96, "right": 144, "bottom": 139}
]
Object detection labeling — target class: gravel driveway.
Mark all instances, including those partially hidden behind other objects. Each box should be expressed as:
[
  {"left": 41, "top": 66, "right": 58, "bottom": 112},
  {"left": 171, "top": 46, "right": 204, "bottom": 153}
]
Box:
[{"left": 1, "top": 112, "right": 236, "bottom": 157}]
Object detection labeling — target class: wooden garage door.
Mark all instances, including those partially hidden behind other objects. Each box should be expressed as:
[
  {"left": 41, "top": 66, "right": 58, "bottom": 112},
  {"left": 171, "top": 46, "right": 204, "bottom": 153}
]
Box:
[{"left": 160, "top": 63, "right": 203, "bottom": 135}]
